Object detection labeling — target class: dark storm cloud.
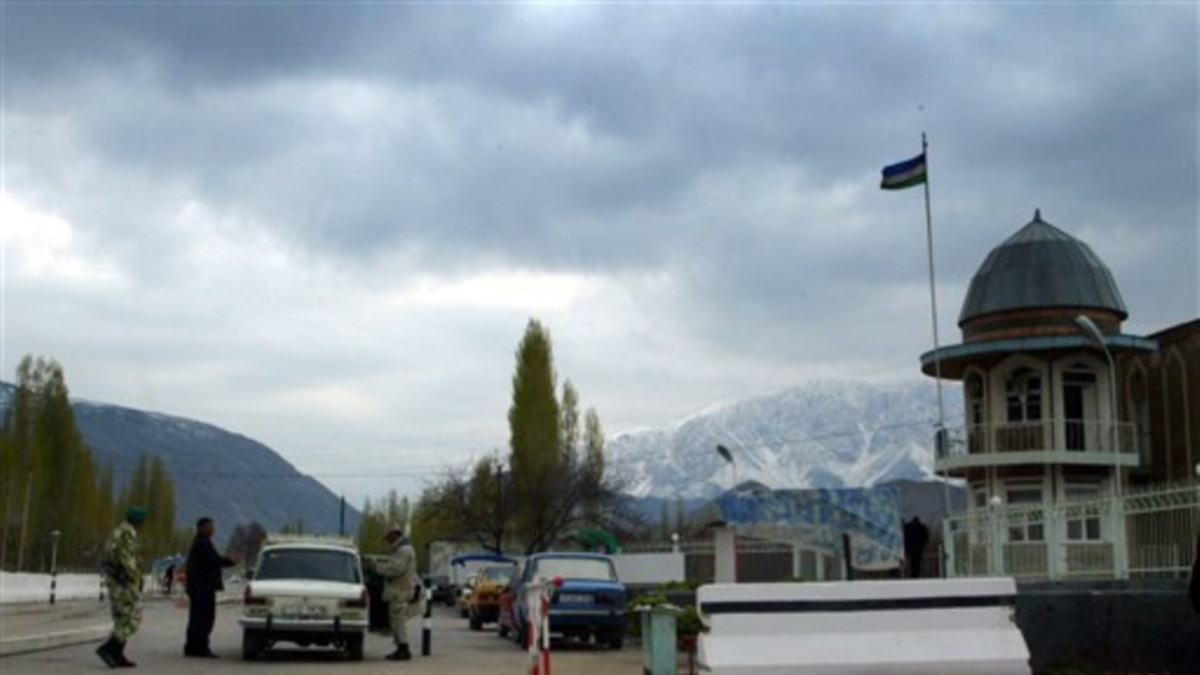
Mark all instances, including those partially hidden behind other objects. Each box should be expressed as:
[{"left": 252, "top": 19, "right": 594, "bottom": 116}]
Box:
[
  {"left": 3, "top": 2, "right": 1196, "bottom": 502},
  {"left": 3, "top": 3, "right": 375, "bottom": 89},
  {"left": 5, "top": 1, "right": 1196, "bottom": 369}
]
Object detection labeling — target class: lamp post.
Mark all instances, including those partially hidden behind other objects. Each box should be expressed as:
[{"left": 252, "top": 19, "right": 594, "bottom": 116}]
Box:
[
  {"left": 716, "top": 444, "right": 738, "bottom": 490},
  {"left": 1074, "top": 314, "right": 1126, "bottom": 578},
  {"left": 988, "top": 496, "right": 1004, "bottom": 577},
  {"left": 714, "top": 444, "right": 740, "bottom": 582},
  {"left": 49, "top": 530, "right": 61, "bottom": 605}
]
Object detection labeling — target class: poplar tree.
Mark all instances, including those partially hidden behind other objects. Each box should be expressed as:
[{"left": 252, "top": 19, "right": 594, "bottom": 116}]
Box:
[
  {"left": 417, "top": 320, "right": 638, "bottom": 554},
  {"left": 508, "top": 320, "right": 562, "bottom": 553},
  {"left": 560, "top": 380, "right": 580, "bottom": 474},
  {"left": 581, "top": 408, "right": 607, "bottom": 522},
  {"left": 356, "top": 497, "right": 388, "bottom": 555},
  {"left": 143, "top": 455, "right": 176, "bottom": 558}
]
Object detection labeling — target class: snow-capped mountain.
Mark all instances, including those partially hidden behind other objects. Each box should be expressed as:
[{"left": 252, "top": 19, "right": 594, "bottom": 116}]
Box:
[{"left": 610, "top": 379, "right": 963, "bottom": 499}]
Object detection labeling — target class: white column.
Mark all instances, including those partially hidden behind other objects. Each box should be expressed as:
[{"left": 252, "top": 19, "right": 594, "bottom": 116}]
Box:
[
  {"left": 714, "top": 525, "right": 737, "bottom": 583},
  {"left": 942, "top": 518, "right": 956, "bottom": 578}
]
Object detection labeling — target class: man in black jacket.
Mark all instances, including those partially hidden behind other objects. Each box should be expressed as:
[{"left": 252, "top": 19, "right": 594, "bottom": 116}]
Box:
[{"left": 184, "top": 517, "right": 237, "bottom": 657}]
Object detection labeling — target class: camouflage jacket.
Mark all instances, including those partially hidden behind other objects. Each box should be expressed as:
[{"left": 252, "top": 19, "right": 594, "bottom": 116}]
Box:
[
  {"left": 375, "top": 537, "right": 418, "bottom": 604},
  {"left": 103, "top": 522, "right": 141, "bottom": 589}
]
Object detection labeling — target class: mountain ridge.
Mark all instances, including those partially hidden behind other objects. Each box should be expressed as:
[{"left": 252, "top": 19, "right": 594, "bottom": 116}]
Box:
[{"left": 0, "top": 382, "right": 358, "bottom": 534}]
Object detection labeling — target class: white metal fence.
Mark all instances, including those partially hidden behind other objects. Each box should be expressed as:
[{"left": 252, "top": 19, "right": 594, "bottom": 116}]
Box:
[{"left": 944, "top": 483, "right": 1200, "bottom": 581}]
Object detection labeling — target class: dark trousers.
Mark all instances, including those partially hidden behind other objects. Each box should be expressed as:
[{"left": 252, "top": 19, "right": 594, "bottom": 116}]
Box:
[{"left": 185, "top": 591, "right": 217, "bottom": 652}]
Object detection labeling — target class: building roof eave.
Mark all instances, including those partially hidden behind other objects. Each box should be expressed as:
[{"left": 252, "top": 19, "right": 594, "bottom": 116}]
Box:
[{"left": 919, "top": 334, "right": 1158, "bottom": 379}]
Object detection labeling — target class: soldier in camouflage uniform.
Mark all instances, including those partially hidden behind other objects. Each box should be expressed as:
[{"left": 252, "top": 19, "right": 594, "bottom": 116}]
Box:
[
  {"left": 96, "top": 505, "right": 148, "bottom": 669},
  {"left": 376, "top": 524, "right": 424, "bottom": 661}
]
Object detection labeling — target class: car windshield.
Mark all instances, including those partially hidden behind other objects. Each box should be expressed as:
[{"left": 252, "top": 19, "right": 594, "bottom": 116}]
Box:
[
  {"left": 256, "top": 548, "right": 361, "bottom": 584},
  {"left": 480, "top": 566, "right": 514, "bottom": 583},
  {"left": 531, "top": 557, "right": 615, "bottom": 582}
]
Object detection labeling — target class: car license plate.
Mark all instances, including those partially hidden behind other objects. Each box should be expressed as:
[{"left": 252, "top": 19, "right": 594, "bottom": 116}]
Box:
[
  {"left": 558, "top": 593, "right": 592, "bottom": 604},
  {"left": 281, "top": 604, "right": 326, "bottom": 618}
]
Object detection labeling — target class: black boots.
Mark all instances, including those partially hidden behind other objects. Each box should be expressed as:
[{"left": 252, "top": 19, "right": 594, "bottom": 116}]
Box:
[
  {"left": 95, "top": 638, "right": 136, "bottom": 668},
  {"left": 95, "top": 638, "right": 120, "bottom": 668},
  {"left": 385, "top": 643, "right": 413, "bottom": 661},
  {"left": 115, "top": 641, "right": 137, "bottom": 668}
]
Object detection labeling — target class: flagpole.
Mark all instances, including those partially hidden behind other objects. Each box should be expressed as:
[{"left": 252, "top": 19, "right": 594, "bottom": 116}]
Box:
[{"left": 920, "top": 132, "right": 952, "bottom": 577}]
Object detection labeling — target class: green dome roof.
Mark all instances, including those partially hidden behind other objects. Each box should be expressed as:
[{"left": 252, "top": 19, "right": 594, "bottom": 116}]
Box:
[{"left": 959, "top": 210, "right": 1128, "bottom": 325}]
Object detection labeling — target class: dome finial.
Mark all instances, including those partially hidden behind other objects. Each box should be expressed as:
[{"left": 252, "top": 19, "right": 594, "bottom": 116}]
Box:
[{"left": 1034, "top": 208, "right": 1043, "bottom": 222}]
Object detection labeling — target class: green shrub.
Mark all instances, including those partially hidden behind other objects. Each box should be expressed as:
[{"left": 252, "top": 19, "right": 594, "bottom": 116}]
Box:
[
  {"left": 627, "top": 592, "right": 670, "bottom": 638},
  {"left": 626, "top": 590, "right": 707, "bottom": 642},
  {"left": 675, "top": 604, "right": 705, "bottom": 638}
]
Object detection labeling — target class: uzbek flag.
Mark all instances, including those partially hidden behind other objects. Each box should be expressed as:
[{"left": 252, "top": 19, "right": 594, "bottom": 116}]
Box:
[{"left": 880, "top": 153, "right": 927, "bottom": 190}]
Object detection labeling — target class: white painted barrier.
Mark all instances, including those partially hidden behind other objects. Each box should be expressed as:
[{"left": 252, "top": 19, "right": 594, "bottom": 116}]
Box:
[
  {"left": 611, "top": 552, "right": 685, "bottom": 585},
  {"left": 697, "top": 577, "right": 1030, "bottom": 675}
]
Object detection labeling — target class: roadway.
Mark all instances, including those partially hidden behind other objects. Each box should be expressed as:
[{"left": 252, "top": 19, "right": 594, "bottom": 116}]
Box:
[{"left": 1, "top": 598, "right": 654, "bottom": 674}]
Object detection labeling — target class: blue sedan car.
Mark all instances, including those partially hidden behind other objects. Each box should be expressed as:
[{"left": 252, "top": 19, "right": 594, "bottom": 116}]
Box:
[{"left": 512, "top": 552, "right": 627, "bottom": 650}]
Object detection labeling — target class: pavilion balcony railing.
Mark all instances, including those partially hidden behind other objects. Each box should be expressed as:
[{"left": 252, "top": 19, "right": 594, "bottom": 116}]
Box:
[{"left": 936, "top": 419, "right": 1141, "bottom": 466}]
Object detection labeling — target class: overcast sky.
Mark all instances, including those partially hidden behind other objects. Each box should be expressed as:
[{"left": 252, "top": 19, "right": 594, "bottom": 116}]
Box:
[{"left": 2, "top": 1, "right": 1196, "bottom": 506}]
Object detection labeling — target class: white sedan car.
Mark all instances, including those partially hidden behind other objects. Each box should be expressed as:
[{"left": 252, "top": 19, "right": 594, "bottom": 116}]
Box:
[{"left": 239, "top": 537, "right": 369, "bottom": 661}]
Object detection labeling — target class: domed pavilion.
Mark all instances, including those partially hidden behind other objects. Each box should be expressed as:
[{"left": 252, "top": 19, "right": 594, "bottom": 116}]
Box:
[{"left": 921, "top": 210, "right": 1157, "bottom": 579}]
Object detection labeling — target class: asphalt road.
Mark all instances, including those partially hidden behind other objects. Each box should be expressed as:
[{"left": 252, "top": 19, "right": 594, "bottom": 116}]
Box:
[{"left": 1, "top": 600, "right": 654, "bottom": 675}]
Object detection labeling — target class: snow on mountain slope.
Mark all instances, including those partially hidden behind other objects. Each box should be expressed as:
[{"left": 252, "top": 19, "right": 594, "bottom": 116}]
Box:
[{"left": 609, "top": 379, "right": 962, "bottom": 499}]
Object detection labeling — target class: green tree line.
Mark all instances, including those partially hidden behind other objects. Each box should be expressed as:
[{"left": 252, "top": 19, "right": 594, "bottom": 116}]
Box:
[{"left": 0, "top": 355, "right": 180, "bottom": 572}]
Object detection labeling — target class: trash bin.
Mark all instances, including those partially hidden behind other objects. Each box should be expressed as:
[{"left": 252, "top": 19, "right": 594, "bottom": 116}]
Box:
[{"left": 638, "top": 604, "right": 679, "bottom": 675}]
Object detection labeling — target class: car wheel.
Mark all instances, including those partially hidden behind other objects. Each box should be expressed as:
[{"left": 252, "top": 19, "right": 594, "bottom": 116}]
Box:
[
  {"left": 608, "top": 634, "right": 624, "bottom": 650},
  {"left": 242, "top": 629, "right": 264, "bottom": 661},
  {"left": 469, "top": 612, "right": 483, "bottom": 631},
  {"left": 346, "top": 634, "right": 364, "bottom": 661}
]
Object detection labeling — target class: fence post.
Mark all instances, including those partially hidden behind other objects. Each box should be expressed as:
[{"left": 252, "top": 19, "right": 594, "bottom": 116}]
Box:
[
  {"left": 526, "top": 579, "right": 553, "bottom": 675},
  {"left": 942, "top": 519, "right": 955, "bottom": 578},
  {"left": 421, "top": 586, "right": 432, "bottom": 656}
]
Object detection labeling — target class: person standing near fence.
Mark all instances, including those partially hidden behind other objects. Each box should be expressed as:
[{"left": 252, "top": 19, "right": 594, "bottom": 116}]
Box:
[
  {"left": 96, "top": 505, "right": 148, "bottom": 669},
  {"left": 375, "top": 524, "right": 423, "bottom": 661},
  {"left": 903, "top": 517, "right": 930, "bottom": 578},
  {"left": 184, "top": 516, "right": 237, "bottom": 657}
]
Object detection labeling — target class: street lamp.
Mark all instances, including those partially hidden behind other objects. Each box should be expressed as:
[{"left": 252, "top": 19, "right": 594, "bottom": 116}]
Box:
[
  {"left": 988, "top": 496, "right": 1004, "bottom": 577},
  {"left": 713, "top": 445, "right": 740, "bottom": 583},
  {"left": 716, "top": 444, "right": 738, "bottom": 490},
  {"left": 1074, "top": 314, "right": 1126, "bottom": 578},
  {"left": 49, "top": 530, "right": 61, "bottom": 605}
]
